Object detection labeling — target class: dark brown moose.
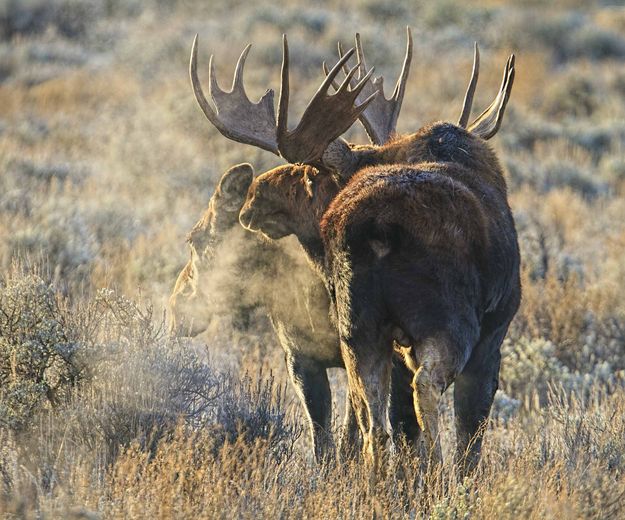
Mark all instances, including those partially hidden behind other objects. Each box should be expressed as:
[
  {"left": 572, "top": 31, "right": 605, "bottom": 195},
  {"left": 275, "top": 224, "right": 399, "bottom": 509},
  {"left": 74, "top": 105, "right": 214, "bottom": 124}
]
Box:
[{"left": 189, "top": 29, "right": 520, "bottom": 471}]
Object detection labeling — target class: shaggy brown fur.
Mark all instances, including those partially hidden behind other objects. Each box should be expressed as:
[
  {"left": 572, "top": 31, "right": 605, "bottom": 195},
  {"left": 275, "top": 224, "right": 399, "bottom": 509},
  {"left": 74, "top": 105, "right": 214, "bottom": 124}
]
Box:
[
  {"left": 239, "top": 121, "right": 520, "bottom": 470},
  {"left": 171, "top": 164, "right": 419, "bottom": 462}
]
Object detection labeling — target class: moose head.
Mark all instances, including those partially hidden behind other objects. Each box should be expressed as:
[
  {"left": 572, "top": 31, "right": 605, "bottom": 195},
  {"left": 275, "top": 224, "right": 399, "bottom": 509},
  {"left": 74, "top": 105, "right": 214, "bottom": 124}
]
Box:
[{"left": 189, "top": 30, "right": 514, "bottom": 266}]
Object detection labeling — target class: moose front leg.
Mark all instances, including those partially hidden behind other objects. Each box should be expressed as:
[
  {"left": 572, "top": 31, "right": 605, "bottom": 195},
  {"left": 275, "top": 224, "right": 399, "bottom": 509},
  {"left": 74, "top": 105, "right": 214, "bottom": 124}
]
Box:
[
  {"left": 286, "top": 355, "right": 333, "bottom": 463},
  {"left": 338, "top": 392, "right": 361, "bottom": 460}
]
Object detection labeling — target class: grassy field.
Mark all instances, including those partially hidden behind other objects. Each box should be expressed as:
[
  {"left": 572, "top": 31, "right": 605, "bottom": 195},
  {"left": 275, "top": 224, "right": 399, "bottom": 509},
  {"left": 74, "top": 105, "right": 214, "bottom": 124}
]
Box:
[{"left": 2, "top": 0, "right": 625, "bottom": 517}]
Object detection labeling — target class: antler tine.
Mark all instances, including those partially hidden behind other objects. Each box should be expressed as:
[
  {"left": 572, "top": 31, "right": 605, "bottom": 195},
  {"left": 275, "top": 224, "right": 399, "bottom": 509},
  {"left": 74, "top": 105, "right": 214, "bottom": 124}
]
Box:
[
  {"left": 361, "top": 26, "right": 413, "bottom": 144},
  {"left": 350, "top": 67, "right": 376, "bottom": 98},
  {"left": 338, "top": 63, "right": 362, "bottom": 92},
  {"left": 277, "top": 35, "right": 291, "bottom": 146},
  {"left": 467, "top": 53, "right": 515, "bottom": 140},
  {"left": 312, "top": 46, "right": 358, "bottom": 102},
  {"left": 231, "top": 44, "right": 252, "bottom": 92},
  {"left": 278, "top": 34, "right": 378, "bottom": 164},
  {"left": 355, "top": 33, "right": 367, "bottom": 74},
  {"left": 324, "top": 27, "right": 413, "bottom": 145},
  {"left": 391, "top": 26, "right": 413, "bottom": 103},
  {"left": 327, "top": 36, "right": 367, "bottom": 84},
  {"left": 322, "top": 58, "right": 375, "bottom": 102},
  {"left": 458, "top": 42, "right": 480, "bottom": 128},
  {"left": 189, "top": 35, "right": 279, "bottom": 155},
  {"left": 322, "top": 35, "right": 370, "bottom": 97},
  {"left": 338, "top": 41, "right": 353, "bottom": 75},
  {"left": 208, "top": 54, "right": 222, "bottom": 97}
]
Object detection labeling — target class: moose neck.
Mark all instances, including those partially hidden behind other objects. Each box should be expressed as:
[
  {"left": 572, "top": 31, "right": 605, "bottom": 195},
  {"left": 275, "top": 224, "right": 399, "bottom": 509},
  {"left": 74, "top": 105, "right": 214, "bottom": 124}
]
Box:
[
  {"left": 324, "top": 135, "right": 417, "bottom": 180},
  {"left": 290, "top": 197, "right": 333, "bottom": 278},
  {"left": 296, "top": 233, "right": 326, "bottom": 274},
  {"left": 291, "top": 168, "right": 340, "bottom": 278}
]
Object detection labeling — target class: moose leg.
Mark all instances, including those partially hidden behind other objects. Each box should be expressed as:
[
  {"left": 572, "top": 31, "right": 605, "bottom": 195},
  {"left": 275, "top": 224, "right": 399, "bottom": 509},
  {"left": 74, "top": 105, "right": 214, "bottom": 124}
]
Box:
[
  {"left": 400, "top": 337, "right": 461, "bottom": 466},
  {"left": 453, "top": 322, "right": 507, "bottom": 473},
  {"left": 412, "top": 363, "right": 444, "bottom": 465},
  {"left": 286, "top": 355, "right": 333, "bottom": 463},
  {"left": 338, "top": 392, "right": 361, "bottom": 460},
  {"left": 389, "top": 356, "right": 421, "bottom": 447},
  {"left": 340, "top": 340, "right": 393, "bottom": 471}
]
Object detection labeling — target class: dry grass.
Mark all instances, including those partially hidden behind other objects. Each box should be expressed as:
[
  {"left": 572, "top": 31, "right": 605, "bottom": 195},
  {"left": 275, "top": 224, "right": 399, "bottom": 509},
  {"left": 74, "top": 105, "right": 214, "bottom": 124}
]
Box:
[{"left": 2, "top": 0, "right": 625, "bottom": 517}]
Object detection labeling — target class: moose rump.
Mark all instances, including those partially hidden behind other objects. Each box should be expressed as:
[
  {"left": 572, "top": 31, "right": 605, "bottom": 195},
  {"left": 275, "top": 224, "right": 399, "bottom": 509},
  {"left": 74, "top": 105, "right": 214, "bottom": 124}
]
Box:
[{"left": 321, "top": 163, "right": 510, "bottom": 467}]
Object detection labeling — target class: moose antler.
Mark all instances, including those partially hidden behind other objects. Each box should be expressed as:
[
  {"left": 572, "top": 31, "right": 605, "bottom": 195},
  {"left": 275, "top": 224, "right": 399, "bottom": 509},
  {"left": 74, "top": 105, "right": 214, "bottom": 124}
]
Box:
[
  {"left": 458, "top": 46, "right": 515, "bottom": 140},
  {"left": 190, "top": 35, "right": 378, "bottom": 164},
  {"left": 190, "top": 36, "right": 279, "bottom": 155},
  {"left": 458, "top": 43, "right": 480, "bottom": 128},
  {"left": 278, "top": 36, "right": 377, "bottom": 164},
  {"left": 323, "top": 27, "right": 413, "bottom": 145}
]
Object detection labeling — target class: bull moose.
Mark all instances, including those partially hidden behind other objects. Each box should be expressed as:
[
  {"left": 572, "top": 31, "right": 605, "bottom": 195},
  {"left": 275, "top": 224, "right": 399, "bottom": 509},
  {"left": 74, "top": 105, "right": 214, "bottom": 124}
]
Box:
[{"left": 188, "top": 29, "right": 520, "bottom": 471}]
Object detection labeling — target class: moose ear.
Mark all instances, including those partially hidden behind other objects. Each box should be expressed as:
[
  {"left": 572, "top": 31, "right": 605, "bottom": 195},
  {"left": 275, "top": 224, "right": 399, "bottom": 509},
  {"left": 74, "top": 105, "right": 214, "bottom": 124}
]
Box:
[
  {"left": 218, "top": 163, "right": 254, "bottom": 198},
  {"left": 321, "top": 138, "right": 358, "bottom": 180}
]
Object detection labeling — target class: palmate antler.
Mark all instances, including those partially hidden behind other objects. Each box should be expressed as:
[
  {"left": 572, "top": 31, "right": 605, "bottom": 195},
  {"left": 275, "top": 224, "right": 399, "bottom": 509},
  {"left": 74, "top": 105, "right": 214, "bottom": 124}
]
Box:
[
  {"left": 190, "top": 40, "right": 278, "bottom": 155},
  {"left": 458, "top": 44, "right": 516, "bottom": 140},
  {"left": 190, "top": 35, "right": 378, "bottom": 165},
  {"left": 323, "top": 27, "right": 413, "bottom": 145}
]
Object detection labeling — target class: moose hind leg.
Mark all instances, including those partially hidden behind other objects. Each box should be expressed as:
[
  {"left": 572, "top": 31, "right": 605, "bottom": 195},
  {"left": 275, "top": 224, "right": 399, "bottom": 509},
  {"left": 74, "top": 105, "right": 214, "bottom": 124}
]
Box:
[
  {"left": 389, "top": 356, "right": 421, "bottom": 448},
  {"left": 453, "top": 323, "right": 507, "bottom": 473},
  {"left": 412, "top": 363, "right": 444, "bottom": 464},
  {"left": 286, "top": 355, "right": 333, "bottom": 463},
  {"left": 401, "top": 338, "right": 460, "bottom": 466},
  {"left": 340, "top": 339, "right": 393, "bottom": 471}
]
